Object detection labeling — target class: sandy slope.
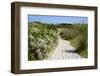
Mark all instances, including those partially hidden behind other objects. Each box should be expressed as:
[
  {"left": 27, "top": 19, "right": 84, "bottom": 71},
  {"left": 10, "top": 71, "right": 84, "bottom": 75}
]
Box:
[{"left": 48, "top": 38, "right": 82, "bottom": 60}]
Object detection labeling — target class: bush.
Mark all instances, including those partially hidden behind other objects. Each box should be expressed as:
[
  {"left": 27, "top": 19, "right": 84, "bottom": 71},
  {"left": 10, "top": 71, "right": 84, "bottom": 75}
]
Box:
[{"left": 28, "top": 23, "right": 58, "bottom": 60}]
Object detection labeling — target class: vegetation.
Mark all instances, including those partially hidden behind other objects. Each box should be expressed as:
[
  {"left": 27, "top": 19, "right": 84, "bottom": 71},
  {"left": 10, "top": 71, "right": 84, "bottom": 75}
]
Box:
[
  {"left": 59, "top": 24, "right": 88, "bottom": 58},
  {"left": 28, "top": 22, "right": 58, "bottom": 60},
  {"left": 28, "top": 22, "right": 88, "bottom": 61}
]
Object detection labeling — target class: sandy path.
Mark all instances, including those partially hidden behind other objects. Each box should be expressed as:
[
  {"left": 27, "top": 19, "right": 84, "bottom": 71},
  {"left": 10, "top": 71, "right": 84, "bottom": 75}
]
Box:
[{"left": 48, "top": 38, "right": 82, "bottom": 60}]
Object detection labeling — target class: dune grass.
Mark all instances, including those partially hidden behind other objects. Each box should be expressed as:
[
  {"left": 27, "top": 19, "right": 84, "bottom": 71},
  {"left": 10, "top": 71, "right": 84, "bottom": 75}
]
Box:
[{"left": 59, "top": 24, "right": 88, "bottom": 58}]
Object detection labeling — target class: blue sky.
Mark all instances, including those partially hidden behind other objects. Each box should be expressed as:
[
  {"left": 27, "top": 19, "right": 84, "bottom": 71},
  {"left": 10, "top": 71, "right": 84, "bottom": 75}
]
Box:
[{"left": 28, "top": 15, "right": 88, "bottom": 24}]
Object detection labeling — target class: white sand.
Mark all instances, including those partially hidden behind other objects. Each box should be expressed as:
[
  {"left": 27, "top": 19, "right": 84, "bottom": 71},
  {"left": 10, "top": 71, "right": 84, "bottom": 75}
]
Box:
[{"left": 48, "top": 38, "right": 82, "bottom": 60}]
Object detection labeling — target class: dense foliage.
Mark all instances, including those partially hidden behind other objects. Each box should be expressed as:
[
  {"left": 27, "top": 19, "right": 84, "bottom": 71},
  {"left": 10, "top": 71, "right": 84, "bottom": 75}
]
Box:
[{"left": 28, "top": 22, "right": 58, "bottom": 60}]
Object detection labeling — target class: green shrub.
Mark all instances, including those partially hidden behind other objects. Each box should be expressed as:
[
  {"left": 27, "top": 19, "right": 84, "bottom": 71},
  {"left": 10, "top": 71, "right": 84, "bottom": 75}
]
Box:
[{"left": 28, "top": 23, "right": 58, "bottom": 60}]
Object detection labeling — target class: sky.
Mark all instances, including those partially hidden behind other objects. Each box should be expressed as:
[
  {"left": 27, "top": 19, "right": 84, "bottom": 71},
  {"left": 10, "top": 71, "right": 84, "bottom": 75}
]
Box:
[{"left": 28, "top": 15, "right": 88, "bottom": 24}]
